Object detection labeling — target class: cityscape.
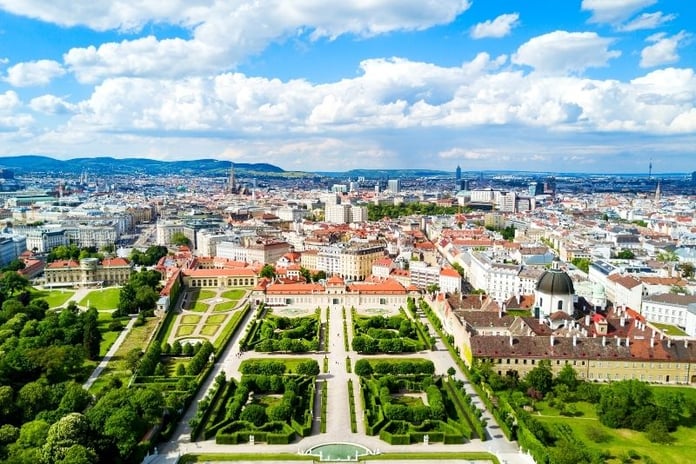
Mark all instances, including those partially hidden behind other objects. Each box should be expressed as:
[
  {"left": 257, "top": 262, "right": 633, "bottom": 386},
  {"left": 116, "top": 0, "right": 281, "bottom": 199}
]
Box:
[{"left": 1, "top": 1, "right": 696, "bottom": 464}]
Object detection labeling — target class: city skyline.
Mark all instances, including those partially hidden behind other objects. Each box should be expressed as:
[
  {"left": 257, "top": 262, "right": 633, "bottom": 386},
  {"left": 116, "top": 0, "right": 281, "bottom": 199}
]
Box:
[{"left": 0, "top": 0, "right": 695, "bottom": 173}]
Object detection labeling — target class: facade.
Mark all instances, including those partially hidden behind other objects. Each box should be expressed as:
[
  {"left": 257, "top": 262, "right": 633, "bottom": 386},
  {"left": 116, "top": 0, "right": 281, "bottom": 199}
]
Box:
[
  {"left": 44, "top": 257, "right": 133, "bottom": 287},
  {"left": 641, "top": 294, "right": 696, "bottom": 329}
]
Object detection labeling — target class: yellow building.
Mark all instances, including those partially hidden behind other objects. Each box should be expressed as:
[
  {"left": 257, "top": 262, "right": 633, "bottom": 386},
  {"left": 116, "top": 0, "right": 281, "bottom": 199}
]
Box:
[{"left": 44, "top": 258, "right": 133, "bottom": 287}]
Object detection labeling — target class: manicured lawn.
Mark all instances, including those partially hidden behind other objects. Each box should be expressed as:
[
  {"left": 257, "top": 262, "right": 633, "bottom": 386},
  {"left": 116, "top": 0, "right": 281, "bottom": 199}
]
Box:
[
  {"left": 536, "top": 400, "right": 696, "bottom": 463},
  {"left": 181, "top": 454, "right": 314, "bottom": 463},
  {"left": 176, "top": 325, "right": 195, "bottom": 337},
  {"left": 182, "top": 314, "right": 202, "bottom": 324},
  {"left": 205, "top": 314, "right": 227, "bottom": 324},
  {"left": 364, "top": 452, "right": 499, "bottom": 462},
  {"left": 391, "top": 394, "right": 424, "bottom": 407},
  {"left": 192, "top": 301, "right": 209, "bottom": 312},
  {"left": 79, "top": 287, "right": 121, "bottom": 310},
  {"left": 506, "top": 309, "right": 532, "bottom": 317},
  {"left": 651, "top": 322, "right": 688, "bottom": 336},
  {"left": 99, "top": 330, "right": 120, "bottom": 357},
  {"left": 198, "top": 289, "right": 217, "bottom": 300},
  {"left": 33, "top": 288, "right": 75, "bottom": 308},
  {"left": 166, "top": 359, "right": 189, "bottom": 376},
  {"left": 222, "top": 289, "right": 245, "bottom": 300},
  {"left": 213, "top": 300, "right": 236, "bottom": 312},
  {"left": 89, "top": 317, "right": 159, "bottom": 394},
  {"left": 200, "top": 325, "right": 220, "bottom": 336}
]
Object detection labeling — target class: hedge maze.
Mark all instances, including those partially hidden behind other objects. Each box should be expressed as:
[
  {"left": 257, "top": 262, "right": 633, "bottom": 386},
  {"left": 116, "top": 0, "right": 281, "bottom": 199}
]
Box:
[
  {"left": 356, "top": 359, "right": 482, "bottom": 445},
  {"left": 351, "top": 311, "right": 430, "bottom": 354},
  {"left": 241, "top": 307, "right": 321, "bottom": 352},
  {"left": 194, "top": 359, "right": 319, "bottom": 444}
]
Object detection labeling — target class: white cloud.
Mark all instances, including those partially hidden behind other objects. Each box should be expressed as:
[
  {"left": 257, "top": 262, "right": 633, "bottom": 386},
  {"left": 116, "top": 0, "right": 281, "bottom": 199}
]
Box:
[
  {"left": 4, "top": 59, "right": 65, "bottom": 87},
  {"left": 29, "top": 95, "right": 77, "bottom": 114},
  {"left": 618, "top": 11, "right": 676, "bottom": 31},
  {"left": 512, "top": 31, "right": 620, "bottom": 74},
  {"left": 640, "top": 31, "right": 690, "bottom": 68},
  {"left": 581, "top": 0, "right": 656, "bottom": 24},
  {"left": 0, "top": 90, "right": 34, "bottom": 128},
  {"left": 14, "top": 1, "right": 471, "bottom": 81},
  {"left": 470, "top": 13, "right": 519, "bottom": 39}
]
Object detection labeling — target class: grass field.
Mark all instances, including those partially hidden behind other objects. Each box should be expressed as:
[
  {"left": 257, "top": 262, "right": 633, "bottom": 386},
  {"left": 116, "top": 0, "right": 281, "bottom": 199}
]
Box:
[
  {"left": 205, "top": 314, "right": 227, "bottom": 324},
  {"left": 79, "top": 287, "right": 121, "bottom": 310},
  {"left": 198, "top": 289, "right": 216, "bottom": 300},
  {"left": 222, "top": 289, "right": 245, "bottom": 300},
  {"left": 182, "top": 315, "right": 202, "bottom": 324},
  {"left": 200, "top": 325, "right": 220, "bottom": 336},
  {"left": 651, "top": 322, "right": 688, "bottom": 336},
  {"left": 535, "top": 399, "right": 696, "bottom": 463},
  {"left": 32, "top": 288, "right": 75, "bottom": 308},
  {"left": 213, "top": 300, "right": 236, "bottom": 312},
  {"left": 191, "top": 301, "right": 209, "bottom": 312},
  {"left": 176, "top": 325, "right": 195, "bottom": 337},
  {"left": 89, "top": 317, "right": 159, "bottom": 394}
]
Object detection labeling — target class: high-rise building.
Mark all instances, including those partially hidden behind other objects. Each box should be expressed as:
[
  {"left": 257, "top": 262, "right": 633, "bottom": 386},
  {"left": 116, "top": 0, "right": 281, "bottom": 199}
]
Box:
[
  {"left": 691, "top": 171, "right": 696, "bottom": 184},
  {"left": 455, "top": 165, "right": 462, "bottom": 180},
  {"left": 528, "top": 181, "right": 543, "bottom": 196},
  {"left": 387, "top": 179, "right": 401, "bottom": 193}
]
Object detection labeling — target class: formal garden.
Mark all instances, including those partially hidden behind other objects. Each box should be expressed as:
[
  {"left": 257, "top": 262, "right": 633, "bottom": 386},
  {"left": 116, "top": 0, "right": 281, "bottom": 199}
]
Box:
[
  {"left": 351, "top": 308, "right": 433, "bottom": 353},
  {"left": 190, "top": 359, "right": 319, "bottom": 444},
  {"left": 356, "top": 358, "right": 486, "bottom": 444},
  {"left": 240, "top": 306, "right": 321, "bottom": 352}
]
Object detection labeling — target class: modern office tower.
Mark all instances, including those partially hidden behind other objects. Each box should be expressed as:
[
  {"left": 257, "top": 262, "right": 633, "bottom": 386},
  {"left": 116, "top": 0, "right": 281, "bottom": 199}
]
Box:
[
  {"left": 387, "top": 179, "right": 401, "bottom": 193},
  {"left": 455, "top": 165, "right": 462, "bottom": 180},
  {"left": 529, "top": 181, "right": 543, "bottom": 196}
]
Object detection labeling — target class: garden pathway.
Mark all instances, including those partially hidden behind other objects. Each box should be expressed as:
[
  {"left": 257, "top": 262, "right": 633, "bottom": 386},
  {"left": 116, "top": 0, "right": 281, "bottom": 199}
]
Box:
[{"left": 83, "top": 317, "right": 137, "bottom": 390}]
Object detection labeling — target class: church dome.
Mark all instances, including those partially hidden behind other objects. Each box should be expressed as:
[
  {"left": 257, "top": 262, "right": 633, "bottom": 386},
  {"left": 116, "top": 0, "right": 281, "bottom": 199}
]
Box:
[{"left": 536, "top": 265, "right": 574, "bottom": 295}]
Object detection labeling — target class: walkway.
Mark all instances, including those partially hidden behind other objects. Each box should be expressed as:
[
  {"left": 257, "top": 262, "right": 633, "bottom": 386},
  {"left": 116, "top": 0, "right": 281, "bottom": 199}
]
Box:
[
  {"left": 83, "top": 317, "right": 137, "bottom": 390},
  {"left": 147, "top": 301, "right": 534, "bottom": 464}
]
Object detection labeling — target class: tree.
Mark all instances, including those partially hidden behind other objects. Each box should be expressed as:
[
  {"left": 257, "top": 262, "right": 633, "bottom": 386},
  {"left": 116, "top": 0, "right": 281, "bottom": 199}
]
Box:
[
  {"left": 679, "top": 262, "right": 695, "bottom": 279},
  {"left": 260, "top": 264, "right": 276, "bottom": 280},
  {"left": 81, "top": 308, "right": 101, "bottom": 360},
  {"left": 571, "top": 257, "right": 590, "bottom": 273},
  {"left": 0, "top": 272, "right": 29, "bottom": 295},
  {"left": 103, "top": 407, "right": 143, "bottom": 459},
  {"left": 170, "top": 232, "right": 191, "bottom": 247},
  {"left": 240, "top": 404, "right": 267, "bottom": 426},
  {"left": 447, "top": 366, "right": 456, "bottom": 377},
  {"left": 1, "top": 259, "right": 26, "bottom": 272},
  {"left": 616, "top": 249, "right": 635, "bottom": 259},
  {"left": 354, "top": 359, "right": 373, "bottom": 376},
  {"left": 556, "top": 364, "right": 579, "bottom": 390},
  {"left": 41, "top": 413, "right": 92, "bottom": 464},
  {"left": 525, "top": 359, "right": 553, "bottom": 396}
]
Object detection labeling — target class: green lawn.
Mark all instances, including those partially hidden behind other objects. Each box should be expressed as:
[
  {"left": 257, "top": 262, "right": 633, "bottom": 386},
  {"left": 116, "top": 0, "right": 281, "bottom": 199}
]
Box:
[
  {"left": 651, "top": 322, "right": 688, "bottom": 336},
  {"left": 79, "top": 287, "right": 121, "bottom": 310},
  {"left": 191, "top": 301, "right": 209, "bottom": 312},
  {"left": 222, "top": 289, "right": 245, "bottom": 300},
  {"left": 536, "top": 400, "right": 696, "bottom": 463},
  {"left": 182, "top": 314, "right": 202, "bottom": 324},
  {"left": 32, "top": 288, "right": 75, "bottom": 308},
  {"left": 198, "top": 289, "right": 217, "bottom": 300},
  {"left": 200, "top": 325, "right": 220, "bottom": 336},
  {"left": 176, "top": 325, "right": 195, "bottom": 337},
  {"left": 213, "top": 300, "right": 237, "bottom": 312},
  {"left": 506, "top": 309, "right": 532, "bottom": 317},
  {"left": 391, "top": 394, "right": 424, "bottom": 407},
  {"left": 205, "top": 314, "right": 227, "bottom": 324},
  {"left": 89, "top": 317, "right": 159, "bottom": 395}
]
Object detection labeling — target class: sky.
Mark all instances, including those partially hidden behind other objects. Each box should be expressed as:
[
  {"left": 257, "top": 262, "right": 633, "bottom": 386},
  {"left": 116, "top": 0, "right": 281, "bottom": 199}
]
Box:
[{"left": 0, "top": 0, "right": 694, "bottom": 174}]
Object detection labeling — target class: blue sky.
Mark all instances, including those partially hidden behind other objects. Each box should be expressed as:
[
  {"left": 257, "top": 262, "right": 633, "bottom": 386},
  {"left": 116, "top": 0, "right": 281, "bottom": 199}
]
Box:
[{"left": 0, "top": 0, "right": 694, "bottom": 174}]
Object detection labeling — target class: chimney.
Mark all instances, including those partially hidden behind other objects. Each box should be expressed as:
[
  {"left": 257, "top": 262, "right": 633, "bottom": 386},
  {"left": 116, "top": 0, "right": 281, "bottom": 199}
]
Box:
[
  {"left": 626, "top": 337, "right": 630, "bottom": 346},
  {"left": 634, "top": 318, "right": 638, "bottom": 327},
  {"left": 602, "top": 336, "right": 606, "bottom": 346},
  {"left": 509, "top": 335, "right": 514, "bottom": 346},
  {"left": 617, "top": 337, "right": 621, "bottom": 347},
  {"left": 573, "top": 335, "right": 577, "bottom": 347},
  {"left": 668, "top": 339, "right": 672, "bottom": 348},
  {"left": 585, "top": 314, "right": 590, "bottom": 326},
  {"left": 550, "top": 335, "right": 555, "bottom": 346},
  {"left": 685, "top": 339, "right": 689, "bottom": 348},
  {"left": 620, "top": 316, "right": 625, "bottom": 327}
]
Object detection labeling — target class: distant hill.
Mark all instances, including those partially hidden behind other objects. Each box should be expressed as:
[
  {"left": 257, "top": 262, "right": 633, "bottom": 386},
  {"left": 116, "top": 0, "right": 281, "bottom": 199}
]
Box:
[
  {"left": 0, "top": 155, "right": 284, "bottom": 176},
  {"left": 317, "top": 169, "right": 450, "bottom": 179}
]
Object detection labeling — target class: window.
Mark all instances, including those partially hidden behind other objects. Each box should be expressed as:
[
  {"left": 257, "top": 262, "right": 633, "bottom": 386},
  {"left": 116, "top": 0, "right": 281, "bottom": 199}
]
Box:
[{"left": 557, "top": 300, "right": 563, "bottom": 310}]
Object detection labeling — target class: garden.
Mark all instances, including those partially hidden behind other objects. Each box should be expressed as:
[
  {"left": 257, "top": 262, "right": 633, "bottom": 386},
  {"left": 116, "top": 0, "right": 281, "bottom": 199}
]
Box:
[
  {"left": 468, "top": 358, "right": 696, "bottom": 464},
  {"left": 351, "top": 309, "right": 432, "bottom": 354},
  {"left": 356, "top": 358, "right": 485, "bottom": 444},
  {"left": 240, "top": 307, "right": 321, "bottom": 352},
  {"left": 190, "top": 359, "right": 319, "bottom": 444},
  {"left": 78, "top": 287, "right": 122, "bottom": 310}
]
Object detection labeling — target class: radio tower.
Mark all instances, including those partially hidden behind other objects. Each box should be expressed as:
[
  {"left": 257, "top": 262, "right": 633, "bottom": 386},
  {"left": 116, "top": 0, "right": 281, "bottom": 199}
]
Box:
[{"left": 648, "top": 159, "right": 652, "bottom": 180}]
